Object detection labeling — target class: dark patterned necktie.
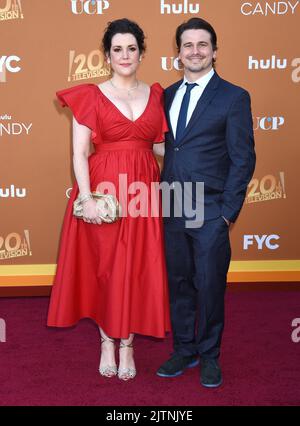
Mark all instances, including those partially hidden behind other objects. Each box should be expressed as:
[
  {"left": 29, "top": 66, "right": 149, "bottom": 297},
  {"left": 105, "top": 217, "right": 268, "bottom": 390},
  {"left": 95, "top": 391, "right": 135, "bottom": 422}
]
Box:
[{"left": 175, "top": 82, "right": 198, "bottom": 142}]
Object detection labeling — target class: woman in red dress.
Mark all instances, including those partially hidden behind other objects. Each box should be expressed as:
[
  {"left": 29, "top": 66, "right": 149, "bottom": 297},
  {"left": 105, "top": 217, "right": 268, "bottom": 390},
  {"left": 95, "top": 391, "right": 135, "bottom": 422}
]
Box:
[{"left": 47, "top": 19, "right": 171, "bottom": 380}]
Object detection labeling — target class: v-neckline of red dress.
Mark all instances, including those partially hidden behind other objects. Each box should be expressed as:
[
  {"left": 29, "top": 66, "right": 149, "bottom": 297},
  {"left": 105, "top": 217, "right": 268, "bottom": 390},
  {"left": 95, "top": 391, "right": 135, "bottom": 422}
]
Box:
[{"left": 95, "top": 83, "right": 154, "bottom": 124}]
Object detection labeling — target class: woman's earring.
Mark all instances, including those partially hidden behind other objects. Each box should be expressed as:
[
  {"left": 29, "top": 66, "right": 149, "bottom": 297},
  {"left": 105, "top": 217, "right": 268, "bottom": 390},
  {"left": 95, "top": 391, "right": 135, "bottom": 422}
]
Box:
[
  {"left": 139, "top": 57, "right": 142, "bottom": 63},
  {"left": 106, "top": 59, "right": 112, "bottom": 75}
]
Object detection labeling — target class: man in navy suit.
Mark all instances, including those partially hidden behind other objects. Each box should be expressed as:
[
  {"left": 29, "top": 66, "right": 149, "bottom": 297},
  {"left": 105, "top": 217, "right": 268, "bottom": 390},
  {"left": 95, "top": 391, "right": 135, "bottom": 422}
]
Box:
[{"left": 157, "top": 18, "right": 256, "bottom": 387}]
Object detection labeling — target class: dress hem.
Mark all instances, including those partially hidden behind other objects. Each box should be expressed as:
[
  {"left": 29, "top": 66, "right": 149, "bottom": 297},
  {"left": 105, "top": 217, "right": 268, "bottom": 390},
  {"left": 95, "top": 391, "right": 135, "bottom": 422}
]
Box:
[{"left": 47, "top": 316, "right": 171, "bottom": 339}]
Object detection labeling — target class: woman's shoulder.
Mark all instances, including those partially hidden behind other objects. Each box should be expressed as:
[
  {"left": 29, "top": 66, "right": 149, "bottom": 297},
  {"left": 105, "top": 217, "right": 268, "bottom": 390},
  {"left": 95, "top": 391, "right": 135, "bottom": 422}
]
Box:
[
  {"left": 56, "top": 83, "right": 99, "bottom": 107},
  {"left": 151, "top": 82, "right": 164, "bottom": 93},
  {"left": 137, "top": 81, "right": 164, "bottom": 94},
  {"left": 56, "top": 83, "right": 100, "bottom": 112},
  {"left": 57, "top": 83, "right": 98, "bottom": 95}
]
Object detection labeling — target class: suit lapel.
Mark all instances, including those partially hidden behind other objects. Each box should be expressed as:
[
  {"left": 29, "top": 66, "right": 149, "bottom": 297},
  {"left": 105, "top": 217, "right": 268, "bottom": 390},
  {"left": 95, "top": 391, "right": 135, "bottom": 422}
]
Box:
[
  {"left": 165, "top": 80, "right": 182, "bottom": 142},
  {"left": 177, "top": 72, "right": 221, "bottom": 146}
]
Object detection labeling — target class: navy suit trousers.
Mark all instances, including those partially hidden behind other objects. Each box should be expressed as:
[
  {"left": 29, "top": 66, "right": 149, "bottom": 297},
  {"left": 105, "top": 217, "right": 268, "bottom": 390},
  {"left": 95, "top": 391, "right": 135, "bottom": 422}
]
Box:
[{"left": 164, "top": 217, "right": 231, "bottom": 359}]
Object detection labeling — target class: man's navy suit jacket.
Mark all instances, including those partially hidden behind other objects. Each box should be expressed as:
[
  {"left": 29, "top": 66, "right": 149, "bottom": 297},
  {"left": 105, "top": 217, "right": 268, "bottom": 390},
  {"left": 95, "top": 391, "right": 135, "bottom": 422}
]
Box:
[{"left": 162, "top": 72, "right": 256, "bottom": 224}]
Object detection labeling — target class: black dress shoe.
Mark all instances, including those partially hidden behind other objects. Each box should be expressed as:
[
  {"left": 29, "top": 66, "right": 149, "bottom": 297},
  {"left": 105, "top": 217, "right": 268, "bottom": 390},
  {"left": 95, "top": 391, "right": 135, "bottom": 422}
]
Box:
[
  {"left": 200, "top": 358, "right": 222, "bottom": 388},
  {"left": 157, "top": 354, "right": 199, "bottom": 378}
]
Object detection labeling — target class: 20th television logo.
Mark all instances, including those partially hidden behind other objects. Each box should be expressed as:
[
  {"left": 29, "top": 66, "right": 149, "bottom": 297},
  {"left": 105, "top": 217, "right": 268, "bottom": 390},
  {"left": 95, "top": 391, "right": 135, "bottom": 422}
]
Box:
[
  {"left": 246, "top": 172, "right": 287, "bottom": 204},
  {"left": 0, "top": 230, "right": 32, "bottom": 260},
  {"left": 0, "top": 0, "right": 23, "bottom": 20},
  {"left": 68, "top": 49, "right": 110, "bottom": 82}
]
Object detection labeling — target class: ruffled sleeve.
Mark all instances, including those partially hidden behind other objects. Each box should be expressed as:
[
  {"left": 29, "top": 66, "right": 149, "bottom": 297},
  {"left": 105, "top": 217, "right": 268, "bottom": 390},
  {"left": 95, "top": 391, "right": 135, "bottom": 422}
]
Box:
[
  {"left": 152, "top": 83, "right": 169, "bottom": 143},
  {"left": 56, "top": 84, "right": 98, "bottom": 141}
]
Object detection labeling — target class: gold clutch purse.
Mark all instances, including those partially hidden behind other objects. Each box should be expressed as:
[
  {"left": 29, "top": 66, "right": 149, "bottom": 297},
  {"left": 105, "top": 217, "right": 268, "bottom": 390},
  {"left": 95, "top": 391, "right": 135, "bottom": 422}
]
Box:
[{"left": 73, "top": 192, "right": 122, "bottom": 224}]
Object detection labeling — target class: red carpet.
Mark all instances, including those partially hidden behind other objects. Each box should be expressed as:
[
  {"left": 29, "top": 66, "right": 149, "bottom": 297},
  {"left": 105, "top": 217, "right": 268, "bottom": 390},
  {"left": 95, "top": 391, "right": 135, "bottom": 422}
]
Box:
[{"left": 0, "top": 290, "right": 300, "bottom": 406}]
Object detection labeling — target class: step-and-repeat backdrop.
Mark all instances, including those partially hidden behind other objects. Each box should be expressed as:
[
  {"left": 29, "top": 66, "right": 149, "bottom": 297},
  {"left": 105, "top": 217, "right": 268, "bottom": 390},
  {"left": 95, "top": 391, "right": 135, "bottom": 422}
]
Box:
[{"left": 1, "top": 0, "right": 299, "bottom": 290}]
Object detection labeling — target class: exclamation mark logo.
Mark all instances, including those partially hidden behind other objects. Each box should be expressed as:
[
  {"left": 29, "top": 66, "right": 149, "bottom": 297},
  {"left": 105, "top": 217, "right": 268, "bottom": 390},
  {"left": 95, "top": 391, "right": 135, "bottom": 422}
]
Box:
[
  {"left": 68, "top": 50, "right": 75, "bottom": 82},
  {"left": 24, "top": 229, "right": 32, "bottom": 256},
  {"left": 279, "top": 172, "right": 286, "bottom": 199}
]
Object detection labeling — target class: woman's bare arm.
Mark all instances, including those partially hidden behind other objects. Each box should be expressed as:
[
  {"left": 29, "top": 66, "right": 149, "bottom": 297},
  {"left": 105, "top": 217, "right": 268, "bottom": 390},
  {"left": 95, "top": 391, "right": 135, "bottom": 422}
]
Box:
[
  {"left": 72, "top": 117, "right": 92, "bottom": 196},
  {"left": 153, "top": 142, "right": 165, "bottom": 157},
  {"left": 72, "top": 117, "right": 101, "bottom": 224}
]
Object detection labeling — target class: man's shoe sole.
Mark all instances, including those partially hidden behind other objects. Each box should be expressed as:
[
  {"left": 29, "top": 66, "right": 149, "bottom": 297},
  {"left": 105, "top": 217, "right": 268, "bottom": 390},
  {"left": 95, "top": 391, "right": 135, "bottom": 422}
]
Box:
[
  {"left": 201, "top": 378, "right": 223, "bottom": 388},
  {"left": 156, "top": 359, "right": 199, "bottom": 378}
]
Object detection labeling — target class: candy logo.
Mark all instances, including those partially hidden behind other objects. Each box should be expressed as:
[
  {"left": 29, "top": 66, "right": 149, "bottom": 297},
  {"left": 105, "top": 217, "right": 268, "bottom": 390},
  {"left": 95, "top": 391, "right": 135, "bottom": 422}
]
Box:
[
  {"left": 0, "top": 117, "right": 32, "bottom": 137},
  {"left": 241, "top": 1, "right": 299, "bottom": 16}
]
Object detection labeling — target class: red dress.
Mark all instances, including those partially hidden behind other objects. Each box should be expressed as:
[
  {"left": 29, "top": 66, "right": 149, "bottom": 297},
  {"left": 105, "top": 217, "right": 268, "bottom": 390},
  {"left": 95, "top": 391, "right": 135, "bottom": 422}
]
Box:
[{"left": 47, "top": 83, "right": 171, "bottom": 338}]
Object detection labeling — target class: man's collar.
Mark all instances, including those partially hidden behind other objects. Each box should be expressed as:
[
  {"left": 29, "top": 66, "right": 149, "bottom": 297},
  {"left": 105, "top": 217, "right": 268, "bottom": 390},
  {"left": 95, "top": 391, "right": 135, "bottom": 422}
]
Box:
[{"left": 179, "top": 68, "right": 215, "bottom": 89}]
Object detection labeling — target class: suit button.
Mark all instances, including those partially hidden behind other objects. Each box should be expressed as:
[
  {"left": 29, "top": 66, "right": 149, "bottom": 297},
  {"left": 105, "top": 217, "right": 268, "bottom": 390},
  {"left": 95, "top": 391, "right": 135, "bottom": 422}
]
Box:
[{"left": 174, "top": 147, "right": 179, "bottom": 152}]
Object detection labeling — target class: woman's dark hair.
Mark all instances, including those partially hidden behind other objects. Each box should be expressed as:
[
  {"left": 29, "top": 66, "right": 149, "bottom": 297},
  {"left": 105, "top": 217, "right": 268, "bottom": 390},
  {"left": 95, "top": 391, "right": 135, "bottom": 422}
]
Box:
[
  {"left": 102, "top": 18, "right": 146, "bottom": 55},
  {"left": 176, "top": 18, "right": 218, "bottom": 52}
]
